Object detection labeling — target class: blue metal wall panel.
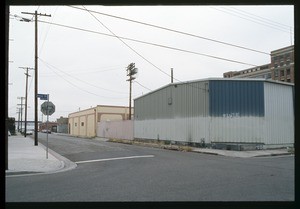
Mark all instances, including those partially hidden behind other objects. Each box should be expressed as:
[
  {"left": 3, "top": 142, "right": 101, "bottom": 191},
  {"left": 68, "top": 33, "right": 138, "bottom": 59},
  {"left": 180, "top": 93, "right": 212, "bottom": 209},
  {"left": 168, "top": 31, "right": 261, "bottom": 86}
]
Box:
[{"left": 209, "top": 80, "right": 264, "bottom": 117}]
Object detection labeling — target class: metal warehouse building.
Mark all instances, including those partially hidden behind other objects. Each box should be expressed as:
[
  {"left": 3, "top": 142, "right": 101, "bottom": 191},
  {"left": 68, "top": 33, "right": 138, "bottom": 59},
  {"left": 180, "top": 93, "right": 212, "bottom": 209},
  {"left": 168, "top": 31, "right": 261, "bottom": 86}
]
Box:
[{"left": 134, "top": 78, "right": 294, "bottom": 150}]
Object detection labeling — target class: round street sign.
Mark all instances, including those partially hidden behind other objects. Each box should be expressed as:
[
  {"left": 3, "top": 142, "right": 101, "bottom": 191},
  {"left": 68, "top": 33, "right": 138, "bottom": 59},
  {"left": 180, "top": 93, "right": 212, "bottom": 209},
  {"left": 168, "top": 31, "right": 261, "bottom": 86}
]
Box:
[{"left": 41, "top": 101, "right": 55, "bottom": 115}]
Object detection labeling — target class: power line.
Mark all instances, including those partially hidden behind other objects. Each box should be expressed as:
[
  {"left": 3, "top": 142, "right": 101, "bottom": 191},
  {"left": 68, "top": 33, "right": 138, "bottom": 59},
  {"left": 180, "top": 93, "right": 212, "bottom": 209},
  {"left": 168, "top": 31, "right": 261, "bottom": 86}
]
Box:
[
  {"left": 67, "top": 5, "right": 270, "bottom": 55},
  {"left": 39, "top": 6, "right": 59, "bottom": 55},
  {"left": 212, "top": 7, "right": 293, "bottom": 35},
  {"left": 39, "top": 58, "right": 129, "bottom": 96},
  {"left": 223, "top": 7, "right": 293, "bottom": 34},
  {"left": 40, "top": 60, "right": 127, "bottom": 99},
  {"left": 40, "top": 66, "right": 121, "bottom": 77},
  {"left": 34, "top": 19, "right": 258, "bottom": 67},
  {"left": 228, "top": 7, "right": 293, "bottom": 30},
  {"left": 79, "top": 6, "right": 209, "bottom": 93},
  {"left": 134, "top": 81, "right": 152, "bottom": 91}
]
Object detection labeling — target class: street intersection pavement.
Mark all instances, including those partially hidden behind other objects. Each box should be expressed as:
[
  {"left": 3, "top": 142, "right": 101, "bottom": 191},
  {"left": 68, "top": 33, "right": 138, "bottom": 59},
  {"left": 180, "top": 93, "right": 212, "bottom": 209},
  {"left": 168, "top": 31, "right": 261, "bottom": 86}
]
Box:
[{"left": 5, "top": 134, "right": 292, "bottom": 176}]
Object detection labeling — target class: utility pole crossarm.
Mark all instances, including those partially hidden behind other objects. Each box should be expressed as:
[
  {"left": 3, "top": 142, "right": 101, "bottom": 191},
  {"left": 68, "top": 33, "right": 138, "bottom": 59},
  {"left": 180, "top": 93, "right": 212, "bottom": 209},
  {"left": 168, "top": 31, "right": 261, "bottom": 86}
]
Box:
[{"left": 21, "top": 12, "right": 51, "bottom": 17}]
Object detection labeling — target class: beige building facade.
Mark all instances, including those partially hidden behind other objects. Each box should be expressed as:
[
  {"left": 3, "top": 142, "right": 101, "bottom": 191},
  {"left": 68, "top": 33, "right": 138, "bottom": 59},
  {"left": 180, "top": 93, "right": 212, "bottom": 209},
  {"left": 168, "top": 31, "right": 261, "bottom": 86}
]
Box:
[{"left": 68, "top": 105, "right": 133, "bottom": 138}]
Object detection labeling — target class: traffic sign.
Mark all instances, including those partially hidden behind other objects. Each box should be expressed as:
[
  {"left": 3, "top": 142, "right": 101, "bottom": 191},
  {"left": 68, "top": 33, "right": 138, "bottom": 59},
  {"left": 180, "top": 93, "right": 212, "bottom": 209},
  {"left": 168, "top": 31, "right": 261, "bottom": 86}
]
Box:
[
  {"left": 41, "top": 101, "right": 55, "bottom": 115},
  {"left": 37, "top": 94, "right": 48, "bottom": 100}
]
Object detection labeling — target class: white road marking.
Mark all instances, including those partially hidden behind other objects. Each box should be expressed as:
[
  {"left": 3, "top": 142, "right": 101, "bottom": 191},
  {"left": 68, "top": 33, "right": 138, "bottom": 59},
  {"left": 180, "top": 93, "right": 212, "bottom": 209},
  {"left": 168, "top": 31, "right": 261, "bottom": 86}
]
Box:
[{"left": 75, "top": 155, "right": 155, "bottom": 164}]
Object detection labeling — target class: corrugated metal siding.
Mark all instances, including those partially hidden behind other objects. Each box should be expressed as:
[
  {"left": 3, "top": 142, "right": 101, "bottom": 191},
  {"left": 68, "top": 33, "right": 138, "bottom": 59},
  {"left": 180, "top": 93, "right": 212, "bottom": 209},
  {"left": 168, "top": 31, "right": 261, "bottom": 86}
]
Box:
[
  {"left": 134, "top": 79, "right": 294, "bottom": 146},
  {"left": 209, "top": 117, "right": 264, "bottom": 143},
  {"left": 209, "top": 80, "right": 264, "bottom": 117},
  {"left": 134, "top": 81, "right": 209, "bottom": 142},
  {"left": 135, "top": 81, "right": 209, "bottom": 120},
  {"left": 263, "top": 82, "right": 294, "bottom": 145}
]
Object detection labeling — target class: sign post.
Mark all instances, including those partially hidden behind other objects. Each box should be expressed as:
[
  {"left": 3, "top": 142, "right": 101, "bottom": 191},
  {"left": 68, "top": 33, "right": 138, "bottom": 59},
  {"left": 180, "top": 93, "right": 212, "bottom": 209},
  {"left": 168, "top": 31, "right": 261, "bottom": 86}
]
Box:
[{"left": 39, "top": 94, "right": 55, "bottom": 159}]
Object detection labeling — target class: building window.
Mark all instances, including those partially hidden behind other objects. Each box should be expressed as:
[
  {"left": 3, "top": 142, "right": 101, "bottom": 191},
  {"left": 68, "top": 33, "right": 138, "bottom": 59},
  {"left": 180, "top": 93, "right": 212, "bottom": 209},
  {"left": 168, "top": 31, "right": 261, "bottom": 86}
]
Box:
[
  {"left": 266, "top": 73, "right": 271, "bottom": 79},
  {"left": 81, "top": 122, "right": 84, "bottom": 126},
  {"left": 75, "top": 123, "right": 77, "bottom": 127},
  {"left": 274, "top": 69, "right": 278, "bottom": 77},
  {"left": 287, "top": 68, "right": 290, "bottom": 75},
  {"left": 287, "top": 78, "right": 291, "bottom": 83},
  {"left": 280, "top": 70, "right": 285, "bottom": 77}
]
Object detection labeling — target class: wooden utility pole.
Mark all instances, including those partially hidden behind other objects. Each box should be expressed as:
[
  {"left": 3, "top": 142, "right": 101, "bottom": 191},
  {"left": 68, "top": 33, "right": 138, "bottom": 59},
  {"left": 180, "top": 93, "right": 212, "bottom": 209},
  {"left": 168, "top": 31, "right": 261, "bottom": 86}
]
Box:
[
  {"left": 126, "top": 63, "right": 138, "bottom": 120},
  {"left": 19, "top": 67, "right": 34, "bottom": 137},
  {"left": 21, "top": 11, "right": 51, "bottom": 145},
  {"left": 16, "top": 107, "right": 21, "bottom": 132},
  {"left": 171, "top": 68, "right": 174, "bottom": 83},
  {"left": 17, "top": 97, "right": 25, "bottom": 133}
]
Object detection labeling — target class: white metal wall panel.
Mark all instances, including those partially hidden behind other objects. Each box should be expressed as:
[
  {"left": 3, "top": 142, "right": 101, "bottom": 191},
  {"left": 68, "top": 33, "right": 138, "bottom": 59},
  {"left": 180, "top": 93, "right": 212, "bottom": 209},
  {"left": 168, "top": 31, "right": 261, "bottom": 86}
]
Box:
[
  {"left": 209, "top": 117, "right": 264, "bottom": 143},
  {"left": 263, "top": 82, "right": 294, "bottom": 145},
  {"left": 134, "top": 117, "right": 209, "bottom": 143}
]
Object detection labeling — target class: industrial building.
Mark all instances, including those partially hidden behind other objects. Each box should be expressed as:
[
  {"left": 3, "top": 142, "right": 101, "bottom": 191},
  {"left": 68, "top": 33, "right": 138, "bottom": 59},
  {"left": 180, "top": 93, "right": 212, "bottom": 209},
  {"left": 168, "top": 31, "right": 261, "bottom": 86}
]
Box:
[
  {"left": 57, "top": 116, "right": 68, "bottom": 134},
  {"left": 223, "top": 45, "right": 294, "bottom": 83},
  {"left": 134, "top": 78, "right": 294, "bottom": 150},
  {"left": 68, "top": 105, "right": 133, "bottom": 138}
]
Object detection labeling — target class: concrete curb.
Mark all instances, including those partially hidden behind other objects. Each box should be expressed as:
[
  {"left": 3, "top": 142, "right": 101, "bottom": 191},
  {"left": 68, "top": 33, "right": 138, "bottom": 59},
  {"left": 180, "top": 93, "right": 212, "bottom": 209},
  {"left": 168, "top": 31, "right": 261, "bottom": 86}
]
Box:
[
  {"left": 191, "top": 148, "right": 293, "bottom": 158},
  {"left": 38, "top": 140, "right": 77, "bottom": 174},
  {"left": 6, "top": 136, "right": 77, "bottom": 177}
]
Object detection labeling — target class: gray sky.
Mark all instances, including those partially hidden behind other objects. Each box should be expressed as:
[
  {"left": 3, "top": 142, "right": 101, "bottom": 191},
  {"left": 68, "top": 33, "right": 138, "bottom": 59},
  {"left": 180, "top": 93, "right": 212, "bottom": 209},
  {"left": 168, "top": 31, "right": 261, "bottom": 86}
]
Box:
[{"left": 8, "top": 5, "right": 294, "bottom": 122}]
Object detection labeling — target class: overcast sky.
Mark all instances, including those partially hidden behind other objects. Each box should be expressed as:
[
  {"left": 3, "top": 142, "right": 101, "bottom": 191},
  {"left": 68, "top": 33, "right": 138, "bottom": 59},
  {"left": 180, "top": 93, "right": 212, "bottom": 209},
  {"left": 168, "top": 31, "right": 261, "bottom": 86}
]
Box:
[{"left": 8, "top": 5, "right": 294, "bottom": 123}]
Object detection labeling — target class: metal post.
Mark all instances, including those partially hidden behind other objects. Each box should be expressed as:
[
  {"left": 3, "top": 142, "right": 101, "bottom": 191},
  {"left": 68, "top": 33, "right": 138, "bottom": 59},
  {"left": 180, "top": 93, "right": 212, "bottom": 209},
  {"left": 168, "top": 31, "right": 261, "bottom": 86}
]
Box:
[{"left": 46, "top": 94, "right": 49, "bottom": 159}]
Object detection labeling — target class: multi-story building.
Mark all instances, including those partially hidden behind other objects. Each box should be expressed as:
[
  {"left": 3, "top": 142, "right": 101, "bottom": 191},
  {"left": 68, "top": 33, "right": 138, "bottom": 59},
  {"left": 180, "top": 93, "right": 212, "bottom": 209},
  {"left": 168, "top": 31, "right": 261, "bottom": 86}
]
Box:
[
  {"left": 223, "top": 64, "right": 271, "bottom": 79},
  {"left": 270, "top": 45, "right": 294, "bottom": 83},
  {"left": 223, "top": 45, "right": 294, "bottom": 83}
]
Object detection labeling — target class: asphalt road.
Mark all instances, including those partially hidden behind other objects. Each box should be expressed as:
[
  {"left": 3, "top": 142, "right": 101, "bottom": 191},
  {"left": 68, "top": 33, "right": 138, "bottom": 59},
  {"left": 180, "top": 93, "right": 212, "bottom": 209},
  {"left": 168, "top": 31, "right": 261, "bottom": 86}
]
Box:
[{"left": 6, "top": 133, "right": 294, "bottom": 202}]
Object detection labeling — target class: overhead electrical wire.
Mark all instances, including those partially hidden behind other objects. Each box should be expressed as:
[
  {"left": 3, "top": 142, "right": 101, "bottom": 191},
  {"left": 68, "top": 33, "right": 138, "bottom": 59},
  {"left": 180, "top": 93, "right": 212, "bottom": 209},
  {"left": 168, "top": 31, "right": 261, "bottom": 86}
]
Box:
[
  {"left": 221, "top": 6, "right": 293, "bottom": 34},
  {"left": 80, "top": 5, "right": 175, "bottom": 80},
  {"left": 67, "top": 5, "right": 270, "bottom": 55},
  {"left": 35, "top": 19, "right": 258, "bottom": 67},
  {"left": 228, "top": 7, "right": 293, "bottom": 31},
  {"left": 134, "top": 81, "right": 152, "bottom": 91},
  {"left": 39, "top": 58, "right": 130, "bottom": 98},
  {"left": 79, "top": 6, "right": 213, "bottom": 93},
  {"left": 40, "top": 67, "right": 121, "bottom": 77},
  {"left": 212, "top": 7, "right": 293, "bottom": 34},
  {"left": 11, "top": 13, "right": 259, "bottom": 67},
  {"left": 39, "top": 6, "right": 59, "bottom": 55}
]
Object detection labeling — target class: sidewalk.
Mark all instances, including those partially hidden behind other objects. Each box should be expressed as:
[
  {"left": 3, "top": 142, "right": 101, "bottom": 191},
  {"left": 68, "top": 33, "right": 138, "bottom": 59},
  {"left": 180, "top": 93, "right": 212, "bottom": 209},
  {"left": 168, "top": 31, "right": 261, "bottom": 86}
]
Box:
[
  {"left": 6, "top": 135, "right": 76, "bottom": 176},
  {"left": 192, "top": 147, "right": 293, "bottom": 158}
]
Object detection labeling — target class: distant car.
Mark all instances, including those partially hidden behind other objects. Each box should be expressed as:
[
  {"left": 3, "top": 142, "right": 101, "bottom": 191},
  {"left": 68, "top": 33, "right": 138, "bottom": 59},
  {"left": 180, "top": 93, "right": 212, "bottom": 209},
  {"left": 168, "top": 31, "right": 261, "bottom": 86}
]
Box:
[
  {"left": 26, "top": 129, "right": 34, "bottom": 135},
  {"left": 41, "top": 129, "right": 51, "bottom": 134}
]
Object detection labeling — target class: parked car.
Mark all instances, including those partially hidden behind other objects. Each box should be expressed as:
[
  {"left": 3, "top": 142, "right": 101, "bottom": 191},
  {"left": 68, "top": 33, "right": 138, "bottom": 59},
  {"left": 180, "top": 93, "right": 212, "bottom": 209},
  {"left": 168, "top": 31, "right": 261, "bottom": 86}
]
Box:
[
  {"left": 26, "top": 129, "right": 34, "bottom": 135},
  {"left": 41, "top": 129, "right": 51, "bottom": 134}
]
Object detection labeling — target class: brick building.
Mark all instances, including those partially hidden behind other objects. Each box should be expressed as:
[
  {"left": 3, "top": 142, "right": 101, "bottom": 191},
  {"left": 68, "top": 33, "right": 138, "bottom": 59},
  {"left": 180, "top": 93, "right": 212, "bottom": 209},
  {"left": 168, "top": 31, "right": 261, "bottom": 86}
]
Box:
[
  {"left": 270, "top": 45, "right": 294, "bottom": 83},
  {"left": 223, "top": 45, "right": 294, "bottom": 83}
]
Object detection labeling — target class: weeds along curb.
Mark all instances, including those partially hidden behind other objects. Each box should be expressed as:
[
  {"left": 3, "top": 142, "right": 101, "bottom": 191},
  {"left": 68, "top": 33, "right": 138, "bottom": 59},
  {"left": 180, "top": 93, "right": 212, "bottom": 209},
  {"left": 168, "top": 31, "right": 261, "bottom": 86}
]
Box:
[{"left": 107, "top": 138, "right": 193, "bottom": 152}]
